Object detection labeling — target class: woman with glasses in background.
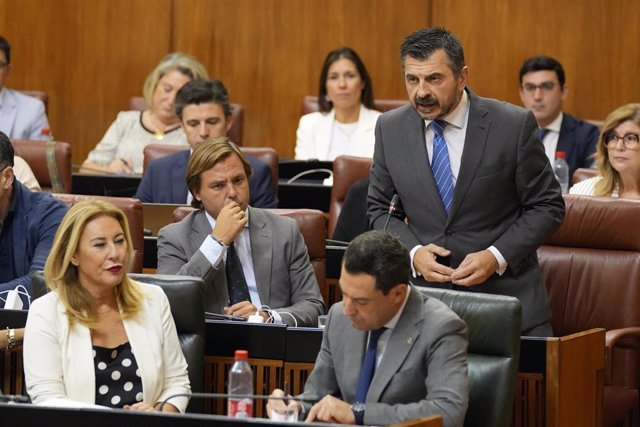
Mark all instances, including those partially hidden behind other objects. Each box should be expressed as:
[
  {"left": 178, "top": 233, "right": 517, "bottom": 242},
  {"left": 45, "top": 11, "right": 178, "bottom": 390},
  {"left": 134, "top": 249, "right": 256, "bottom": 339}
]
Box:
[{"left": 570, "top": 103, "right": 640, "bottom": 198}]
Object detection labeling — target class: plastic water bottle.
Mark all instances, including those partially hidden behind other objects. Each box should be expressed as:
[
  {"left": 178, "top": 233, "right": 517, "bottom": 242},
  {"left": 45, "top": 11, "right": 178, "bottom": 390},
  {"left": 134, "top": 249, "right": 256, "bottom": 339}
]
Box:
[
  {"left": 553, "top": 151, "right": 570, "bottom": 194},
  {"left": 228, "top": 350, "right": 253, "bottom": 418}
]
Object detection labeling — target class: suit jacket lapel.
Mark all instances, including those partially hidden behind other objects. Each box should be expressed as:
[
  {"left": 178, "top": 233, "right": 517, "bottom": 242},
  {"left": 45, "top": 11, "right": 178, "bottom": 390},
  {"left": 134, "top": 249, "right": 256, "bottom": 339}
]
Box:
[
  {"left": 0, "top": 89, "right": 17, "bottom": 137},
  {"left": 367, "top": 289, "right": 422, "bottom": 402},
  {"left": 449, "top": 89, "right": 490, "bottom": 223},
  {"left": 405, "top": 108, "right": 448, "bottom": 220},
  {"left": 248, "top": 208, "right": 272, "bottom": 304},
  {"left": 173, "top": 150, "right": 190, "bottom": 203},
  {"left": 316, "top": 110, "right": 335, "bottom": 159},
  {"left": 556, "top": 114, "right": 574, "bottom": 155}
]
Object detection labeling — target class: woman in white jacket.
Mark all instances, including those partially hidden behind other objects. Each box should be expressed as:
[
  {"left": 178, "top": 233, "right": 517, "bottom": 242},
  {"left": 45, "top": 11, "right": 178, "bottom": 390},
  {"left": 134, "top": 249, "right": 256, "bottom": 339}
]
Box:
[
  {"left": 24, "top": 200, "right": 190, "bottom": 412},
  {"left": 295, "top": 47, "right": 381, "bottom": 161}
]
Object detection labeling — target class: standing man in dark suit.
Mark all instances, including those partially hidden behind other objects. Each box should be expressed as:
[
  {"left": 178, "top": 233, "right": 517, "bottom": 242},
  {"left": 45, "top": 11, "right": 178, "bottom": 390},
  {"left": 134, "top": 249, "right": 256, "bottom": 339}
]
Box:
[
  {"left": 135, "top": 79, "right": 278, "bottom": 208},
  {"left": 519, "top": 55, "right": 599, "bottom": 179},
  {"left": 368, "top": 28, "right": 564, "bottom": 336}
]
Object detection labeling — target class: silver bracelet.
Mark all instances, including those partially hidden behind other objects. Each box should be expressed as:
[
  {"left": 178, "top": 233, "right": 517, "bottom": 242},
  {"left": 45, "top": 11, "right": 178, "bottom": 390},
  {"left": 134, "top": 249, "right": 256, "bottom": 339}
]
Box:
[{"left": 6, "top": 327, "right": 16, "bottom": 350}]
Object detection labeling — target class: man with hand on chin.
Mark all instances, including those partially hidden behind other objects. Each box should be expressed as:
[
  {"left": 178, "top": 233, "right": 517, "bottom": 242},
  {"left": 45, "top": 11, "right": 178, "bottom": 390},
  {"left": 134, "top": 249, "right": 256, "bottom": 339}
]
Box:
[
  {"left": 267, "top": 230, "right": 468, "bottom": 427},
  {"left": 156, "top": 137, "right": 323, "bottom": 326}
]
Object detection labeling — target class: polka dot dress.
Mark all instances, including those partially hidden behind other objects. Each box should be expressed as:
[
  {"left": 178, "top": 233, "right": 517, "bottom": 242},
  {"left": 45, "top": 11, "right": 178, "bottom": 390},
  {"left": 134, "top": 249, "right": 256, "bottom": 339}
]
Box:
[{"left": 93, "top": 342, "right": 143, "bottom": 408}]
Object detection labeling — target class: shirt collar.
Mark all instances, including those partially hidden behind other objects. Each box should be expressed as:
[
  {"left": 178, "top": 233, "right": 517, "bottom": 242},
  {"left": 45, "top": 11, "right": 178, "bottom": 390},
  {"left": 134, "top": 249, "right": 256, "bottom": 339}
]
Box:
[
  {"left": 546, "top": 112, "right": 563, "bottom": 133},
  {"left": 383, "top": 285, "right": 411, "bottom": 331},
  {"left": 424, "top": 89, "right": 469, "bottom": 130}
]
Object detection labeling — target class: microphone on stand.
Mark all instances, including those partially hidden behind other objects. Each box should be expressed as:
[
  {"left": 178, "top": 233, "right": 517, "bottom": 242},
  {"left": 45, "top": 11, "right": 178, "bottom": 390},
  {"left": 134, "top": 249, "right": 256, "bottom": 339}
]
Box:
[{"left": 383, "top": 194, "right": 400, "bottom": 231}]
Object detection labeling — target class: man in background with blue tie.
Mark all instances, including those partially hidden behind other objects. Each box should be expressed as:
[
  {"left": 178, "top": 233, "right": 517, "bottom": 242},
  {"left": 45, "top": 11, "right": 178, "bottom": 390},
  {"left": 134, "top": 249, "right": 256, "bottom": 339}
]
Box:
[
  {"left": 367, "top": 28, "right": 564, "bottom": 336},
  {"left": 267, "top": 230, "right": 468, "bottom": 426}
]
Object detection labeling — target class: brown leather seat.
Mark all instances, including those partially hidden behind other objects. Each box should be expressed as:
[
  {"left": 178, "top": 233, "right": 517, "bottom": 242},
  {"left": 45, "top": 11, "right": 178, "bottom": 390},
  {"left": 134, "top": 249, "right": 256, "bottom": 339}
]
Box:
[
  {"left": 127, "top": 97, "right": 244, "bottom": 146},
  {"left": 572, "top": 167, "right": 598, "bottom": 185},
  {"left": 538, "top": 194, "right": 640, "bottom": 427},
  {"left": 142, "top": 143, "right": 279, "bottom": 195},
  {"left": 19, "top": 90, "right": 49, "bottom": 114},
  {"left": 12, "top": 139, "right": 72, "bottom": 193},
  {"left": 171, "top": 206, "right": 327, "bottom": 301},
  {"left": 328, "top": 155, "right": 372, "bottom": 238},
  {"left": 301, "top": 95, "right": 408, "bottom": 116},
  {"left": 53, "top": 194, "right": 144, "bottom": 273}
]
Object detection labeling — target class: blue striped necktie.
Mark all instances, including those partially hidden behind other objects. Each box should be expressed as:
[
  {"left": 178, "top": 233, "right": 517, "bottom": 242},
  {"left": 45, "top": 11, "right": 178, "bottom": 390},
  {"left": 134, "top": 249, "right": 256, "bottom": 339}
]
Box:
[{"left": 430, "top": 120, "right": 454, "bottom": 214}]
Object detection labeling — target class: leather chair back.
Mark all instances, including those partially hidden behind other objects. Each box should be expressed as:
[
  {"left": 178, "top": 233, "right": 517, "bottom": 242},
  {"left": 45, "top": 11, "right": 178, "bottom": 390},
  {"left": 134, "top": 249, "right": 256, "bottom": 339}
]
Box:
[
  {"left": 172, "top": 207, "right": 327, "bottom": 301},
  {"left": 12, "top": 139, "right": 72, "bottom": 193},
  {"left": 572, "top": 167, "right": 598, "bottom": 185},
  {"left": 30, "top": 272, "right": 205, "bottom": 413},
  {"left": 53, "top": 194, "right": 144, "bottom": 273},
  {"left": 240, "top": 146, "right": 279, "bottom": 195},
  {"left": 19, "top": 90, "right": 49, "bottom": 114},
  {"left": 329, "top": 155, "right": 372, "bottom": 238},
  {"left": 142, "top": 144, "right": 279, "bottom": 196},
  {"left": 418, "top": 287, "right": 522, "bottom": 427},
  {"left": 128, "top": 97, "right": 245, "bottom": 146},
  {"left": 301, "top": 95, "right": 408, "bottom": 116},
  {"left": 129, "top": 273, "right": 205, "bottom": 413},
  {"left": 538, "top": 194, "right": 640, "bottom": 426}
]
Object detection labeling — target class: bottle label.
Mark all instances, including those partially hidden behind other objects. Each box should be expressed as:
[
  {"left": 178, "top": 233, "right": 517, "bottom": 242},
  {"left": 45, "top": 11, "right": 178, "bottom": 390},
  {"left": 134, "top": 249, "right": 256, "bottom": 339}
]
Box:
[{"left": 228, "top": 398, "right": 253, "bottom": 418}]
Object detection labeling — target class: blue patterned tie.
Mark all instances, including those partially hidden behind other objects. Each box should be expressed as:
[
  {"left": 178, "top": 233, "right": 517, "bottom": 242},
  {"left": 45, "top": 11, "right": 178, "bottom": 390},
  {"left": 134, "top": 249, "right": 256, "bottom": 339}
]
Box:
[
  {"left": 354, "top": 327, "right": 386, "bottom": 405},
  {"left": 430, "top": 120, "right": 454, "bottom": 214},
  {"left": 538, "top": 128, "right": 550, "bottom": 141}
]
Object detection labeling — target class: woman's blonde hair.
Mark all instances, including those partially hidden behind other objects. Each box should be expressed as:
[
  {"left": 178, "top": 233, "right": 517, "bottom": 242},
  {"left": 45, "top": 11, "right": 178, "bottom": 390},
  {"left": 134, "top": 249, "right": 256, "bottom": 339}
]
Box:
[
  {"left": 594, "top": 103, "right": 640, "bottom": 196},
  {"left": 43, "top": 200, "right": 144, "bottom": 327},
  {"left": 142, "top": 52, "right": 209, "bottom": 106}
]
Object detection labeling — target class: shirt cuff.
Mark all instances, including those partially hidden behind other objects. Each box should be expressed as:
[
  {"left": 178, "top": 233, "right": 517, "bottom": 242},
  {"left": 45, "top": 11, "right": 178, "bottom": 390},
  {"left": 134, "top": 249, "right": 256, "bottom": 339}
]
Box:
[
  {"left": 487, "top": 246, "right": 508, "bottom": 275},
  {"left": 270, "top": 310, "right": 284, "bottom": 324},
  {"left": 199, "top": 235, "right": 226, "bottom": 267},
  {"left": 409, "top": 245, "right": 422, "bottom": 278}
]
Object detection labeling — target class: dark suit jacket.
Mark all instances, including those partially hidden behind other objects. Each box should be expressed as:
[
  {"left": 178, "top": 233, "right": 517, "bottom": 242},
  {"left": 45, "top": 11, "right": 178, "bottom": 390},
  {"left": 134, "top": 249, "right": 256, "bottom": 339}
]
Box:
[
  {"left": 300, "top": 287, "right": 468, "bottom": 427},
  {"left": 134, "top": 150, "right": 278, "bottom": 208},
  {"left": 156, "top": 207, "right": 324, "bottom": 326},
  {"left": 557, "top": 113, "right": 599, "bottom": 179},
  {"left": 0, "top": 180, "right": 67, "bottom": 298},
  {"left": 368, "top": 89, "right": 565, "bottom": 331}
]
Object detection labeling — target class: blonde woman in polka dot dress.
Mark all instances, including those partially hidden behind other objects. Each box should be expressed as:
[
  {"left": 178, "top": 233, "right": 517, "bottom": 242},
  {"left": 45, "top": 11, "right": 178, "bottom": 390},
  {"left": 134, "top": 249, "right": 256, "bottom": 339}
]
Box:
[{"left": 23, "top": 200, "right": 191, "bottom": 412}]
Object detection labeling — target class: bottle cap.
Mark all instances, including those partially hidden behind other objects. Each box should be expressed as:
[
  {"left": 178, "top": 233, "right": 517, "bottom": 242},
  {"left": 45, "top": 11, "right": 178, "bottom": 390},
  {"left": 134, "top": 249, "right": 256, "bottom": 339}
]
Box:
[
  {"left": 556, "top": 151, "right": 566, "bottom": 159},
  {"left": 235, "top": 350, "right": 249, "bottom": 360},
  {"left": 41, "top": 128, "right": 50, "bottom": 136}
]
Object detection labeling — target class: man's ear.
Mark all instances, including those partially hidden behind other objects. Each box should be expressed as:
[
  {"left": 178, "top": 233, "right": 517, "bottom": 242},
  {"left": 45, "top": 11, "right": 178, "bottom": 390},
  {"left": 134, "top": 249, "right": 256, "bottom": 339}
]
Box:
[
  {"left": 225, "top": 115, "right": 234, "bottom": 133},
  {"left": 2, "top": 166, "right": 15, "bottom": 189}
]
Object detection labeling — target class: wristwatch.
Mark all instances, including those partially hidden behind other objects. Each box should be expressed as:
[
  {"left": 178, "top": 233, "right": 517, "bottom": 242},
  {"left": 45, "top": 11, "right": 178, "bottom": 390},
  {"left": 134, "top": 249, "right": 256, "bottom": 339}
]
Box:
[
  {"left": 6, "top": 328, "right": 16, "bottom": 350},
  {"left": 351, "top": 401, "right": 366, "bottom": 425}
]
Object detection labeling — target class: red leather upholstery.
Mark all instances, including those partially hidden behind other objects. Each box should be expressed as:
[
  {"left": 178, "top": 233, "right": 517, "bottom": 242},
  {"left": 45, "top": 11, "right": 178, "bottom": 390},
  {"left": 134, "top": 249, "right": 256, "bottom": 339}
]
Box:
[
  {"left": 328, "top": 155, "right": 372, "bottom": 238},
  {"left": 539, "top": 194, "right": 640, "bottom": 426},
  {"left": 53, "top": 194, "right": 144, "bottom": 273},
  {"left": 572, "top": 167, "right": 598, "bottom": 185},
  {"left": 301, "top": 95, "right": 407, "bottom": 116},
  {"left": 12, "top": 139, "right": 72, "bottom": 193},
  {"left": 127, "top": 97, "right": 245, "bottom": 146}
]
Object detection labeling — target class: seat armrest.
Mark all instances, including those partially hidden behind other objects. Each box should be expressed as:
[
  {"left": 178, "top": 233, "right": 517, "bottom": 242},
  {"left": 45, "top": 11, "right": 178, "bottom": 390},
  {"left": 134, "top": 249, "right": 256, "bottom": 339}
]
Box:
[{"left": 605, "top": 327, "right": 640, "bottom": 384}]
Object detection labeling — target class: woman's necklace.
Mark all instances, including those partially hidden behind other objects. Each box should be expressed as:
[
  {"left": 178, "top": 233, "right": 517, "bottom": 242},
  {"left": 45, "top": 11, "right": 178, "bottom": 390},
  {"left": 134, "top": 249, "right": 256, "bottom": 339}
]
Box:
[
  {"left": 146, "top": 112, "right": 179, "bottom": 140},
  {"left": 334, "top": 121, "right": 358, "bottom": 142}
]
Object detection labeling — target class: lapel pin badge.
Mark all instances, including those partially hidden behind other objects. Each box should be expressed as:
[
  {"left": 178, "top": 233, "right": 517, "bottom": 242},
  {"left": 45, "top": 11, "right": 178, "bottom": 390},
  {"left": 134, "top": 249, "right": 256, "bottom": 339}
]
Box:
[{"left": 407, "top": 336, "right": 413, "bottom": 345}]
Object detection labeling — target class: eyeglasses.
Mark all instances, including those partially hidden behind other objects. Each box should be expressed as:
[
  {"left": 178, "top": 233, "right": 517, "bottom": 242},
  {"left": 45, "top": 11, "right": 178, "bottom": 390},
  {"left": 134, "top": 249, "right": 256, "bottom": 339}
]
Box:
[
  {"left": 604, "top": 132, "right": 640, "bottom": 149},
  {"left": 521, "top": 81, "right": 556, "bottom": 94}
]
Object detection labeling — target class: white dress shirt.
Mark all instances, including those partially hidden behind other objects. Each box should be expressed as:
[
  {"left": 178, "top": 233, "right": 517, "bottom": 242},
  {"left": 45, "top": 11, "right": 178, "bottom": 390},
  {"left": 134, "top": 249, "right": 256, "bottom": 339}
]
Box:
[
  {"left": 375, "top": 286, "right": 411, "bottom": 367},
  {"left": 409, "top": 91, "right": 508, "bottom": 276},
  {"left": 540, "top": 112, "right": 563, "bottom": 165}
]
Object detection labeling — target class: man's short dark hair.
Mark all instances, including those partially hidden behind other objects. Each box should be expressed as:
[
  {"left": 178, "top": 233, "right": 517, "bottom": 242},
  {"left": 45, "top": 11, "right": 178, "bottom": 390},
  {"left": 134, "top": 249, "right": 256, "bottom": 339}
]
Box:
[
  {"left": 519, "top": 55, "right": 566, "bottom": 87},
  {"left": 343, "top": 230, "right": 410, "bottom": 294},
  {"left": 175, "top": 79, "right": 232, "bottom": 120},
  {"left": 0, "top": 132, "right": 15, "bottom": 169},
  {"left": 400, "top": 27, "right": 465, "bottom": 76},
  {"left": 0, "top": 36, "right": 10, "bottom": 64}
]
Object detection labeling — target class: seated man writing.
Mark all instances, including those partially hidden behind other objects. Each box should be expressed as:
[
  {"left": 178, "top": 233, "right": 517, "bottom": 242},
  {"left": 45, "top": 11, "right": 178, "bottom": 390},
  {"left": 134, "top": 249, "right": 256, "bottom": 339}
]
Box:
[
  {"left": 157, "top": 137, "right": 324, "bottom": 326},
  {"left": 268, "top": 230, "right": 469, "bottom": 427}
]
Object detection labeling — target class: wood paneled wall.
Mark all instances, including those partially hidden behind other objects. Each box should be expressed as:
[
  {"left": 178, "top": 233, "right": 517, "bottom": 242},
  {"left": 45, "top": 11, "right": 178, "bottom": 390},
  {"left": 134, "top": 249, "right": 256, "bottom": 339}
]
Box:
[{"left": 2, "top": 0, "right": 639, "bottom": 163}]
